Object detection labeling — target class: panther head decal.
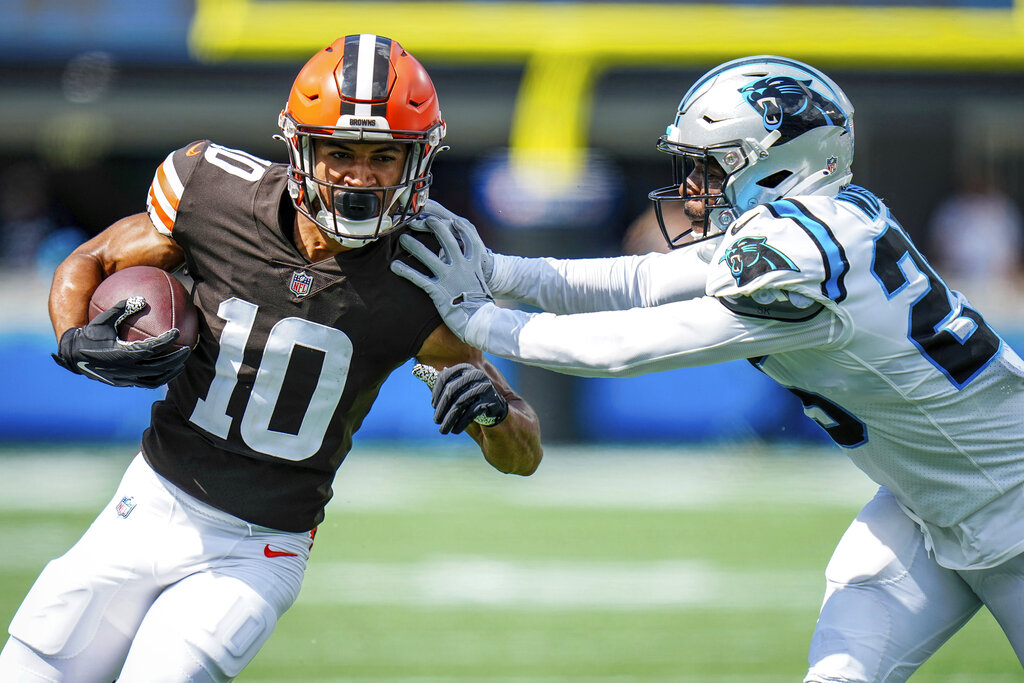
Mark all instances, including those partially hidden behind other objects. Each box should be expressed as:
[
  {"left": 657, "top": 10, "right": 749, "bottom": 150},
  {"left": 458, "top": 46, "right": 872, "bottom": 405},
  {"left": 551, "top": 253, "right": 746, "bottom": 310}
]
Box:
[
  {"left": 740, "top": 76, "right": 848, "bottom": 144},
  {"left": 720, "top": 236, "right": 799, "bottom": 286}
]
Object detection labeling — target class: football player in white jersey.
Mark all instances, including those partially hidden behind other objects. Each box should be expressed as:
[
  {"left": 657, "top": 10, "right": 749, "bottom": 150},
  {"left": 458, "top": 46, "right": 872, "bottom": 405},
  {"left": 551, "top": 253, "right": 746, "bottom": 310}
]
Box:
[{"left": 393, "top": 56, "right": 1024, "bottom": 681}]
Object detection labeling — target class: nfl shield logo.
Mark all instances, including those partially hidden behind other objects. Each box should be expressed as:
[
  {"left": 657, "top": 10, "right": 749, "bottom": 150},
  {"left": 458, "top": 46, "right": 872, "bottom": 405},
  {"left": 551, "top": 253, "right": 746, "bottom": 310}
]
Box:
[
  {"left": 289, "top": 270, "right": 313, "bottom": 297},
  {"left": 826, "top": 156, "right": 838, "bottom": 175},
  {"left": 116, "top": 496, "right": 136, "bottom": 518}
]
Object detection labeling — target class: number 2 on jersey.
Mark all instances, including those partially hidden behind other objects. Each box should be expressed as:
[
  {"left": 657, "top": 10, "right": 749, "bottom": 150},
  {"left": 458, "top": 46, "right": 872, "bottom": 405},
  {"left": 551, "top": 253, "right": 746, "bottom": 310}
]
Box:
[
  {"left": 189, "top": 297, "right": 353, "bottom": 461},
  {"left": 871, "top": 224, "right": 1000, "bottom": 388}
]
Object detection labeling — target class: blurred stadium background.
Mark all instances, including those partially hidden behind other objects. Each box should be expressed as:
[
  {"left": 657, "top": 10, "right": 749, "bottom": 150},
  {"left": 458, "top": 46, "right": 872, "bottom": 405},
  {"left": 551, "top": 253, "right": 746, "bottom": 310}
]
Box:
[{"left": 1, "top": 0, "right": 1023, "bottom": 679}]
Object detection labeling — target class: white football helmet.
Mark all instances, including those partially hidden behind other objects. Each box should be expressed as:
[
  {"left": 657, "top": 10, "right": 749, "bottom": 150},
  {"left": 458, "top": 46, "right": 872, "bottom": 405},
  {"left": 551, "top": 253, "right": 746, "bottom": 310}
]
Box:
[{"left": 649, "top": 55, "right": 855, "bottom": 248}]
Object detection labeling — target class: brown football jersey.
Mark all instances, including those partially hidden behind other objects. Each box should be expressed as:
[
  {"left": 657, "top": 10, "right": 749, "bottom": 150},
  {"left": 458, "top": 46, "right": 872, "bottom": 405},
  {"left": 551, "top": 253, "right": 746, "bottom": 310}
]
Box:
[{"left": 142, "top": 140, "right": 443, "bottom": 531}]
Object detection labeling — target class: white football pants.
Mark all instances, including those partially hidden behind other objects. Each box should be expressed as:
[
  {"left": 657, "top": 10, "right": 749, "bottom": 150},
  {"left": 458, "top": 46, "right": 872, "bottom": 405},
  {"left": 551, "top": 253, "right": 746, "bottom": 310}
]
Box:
[
  {"left": 805, "top": 486, "right": 1024, "bottom": 682},
  {"left": 0, "top": 454, "right": 312, "bottom": 682}
]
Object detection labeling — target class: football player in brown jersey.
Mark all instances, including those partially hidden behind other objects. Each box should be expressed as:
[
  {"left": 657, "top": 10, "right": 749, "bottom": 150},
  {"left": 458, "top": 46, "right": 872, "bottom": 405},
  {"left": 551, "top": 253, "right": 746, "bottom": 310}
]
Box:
[{"left": 0, "top": 35, "right": 542, "bottom": 682}]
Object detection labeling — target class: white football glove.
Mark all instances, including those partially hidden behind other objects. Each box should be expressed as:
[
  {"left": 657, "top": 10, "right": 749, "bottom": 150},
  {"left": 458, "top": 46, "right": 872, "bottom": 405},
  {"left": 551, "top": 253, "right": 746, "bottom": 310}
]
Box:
[
  {"left": 391, "top": 215, "right": 494, "bottom": 339},
  {"left": 412, "top": 199, "right": 494, "bottom": 284}
]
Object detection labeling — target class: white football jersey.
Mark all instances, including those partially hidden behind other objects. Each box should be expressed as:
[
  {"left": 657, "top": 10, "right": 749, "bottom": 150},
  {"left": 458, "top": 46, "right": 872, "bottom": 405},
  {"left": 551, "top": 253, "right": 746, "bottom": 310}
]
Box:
[{"left": 466, "top": 185, "right": 1024, "bottom": 570}]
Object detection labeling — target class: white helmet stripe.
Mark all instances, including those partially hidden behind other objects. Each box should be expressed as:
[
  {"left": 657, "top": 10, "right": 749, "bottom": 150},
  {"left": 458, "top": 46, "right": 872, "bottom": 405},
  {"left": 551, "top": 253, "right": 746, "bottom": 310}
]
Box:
[
  {"left": 355, "top": 34, "right": 378, "bottom": 101},
  {"left": 342, "top": 34, "right": 389, "bottom": 117}
]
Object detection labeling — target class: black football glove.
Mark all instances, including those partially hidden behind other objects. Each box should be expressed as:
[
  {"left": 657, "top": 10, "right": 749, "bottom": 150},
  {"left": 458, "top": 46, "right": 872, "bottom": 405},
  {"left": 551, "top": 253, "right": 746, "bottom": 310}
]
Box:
[
  {"left": 431, "top": 363, "right": 509, "bottom": 435},
  {"left": 52, "top": 298, "right": 191, "bottom": 389}
]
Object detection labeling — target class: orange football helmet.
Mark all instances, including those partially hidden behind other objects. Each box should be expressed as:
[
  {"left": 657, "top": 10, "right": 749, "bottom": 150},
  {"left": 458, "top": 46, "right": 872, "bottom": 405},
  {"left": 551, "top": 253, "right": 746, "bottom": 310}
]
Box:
[{"left": 279, "top": 34, "right": 447, "bottom": 247}]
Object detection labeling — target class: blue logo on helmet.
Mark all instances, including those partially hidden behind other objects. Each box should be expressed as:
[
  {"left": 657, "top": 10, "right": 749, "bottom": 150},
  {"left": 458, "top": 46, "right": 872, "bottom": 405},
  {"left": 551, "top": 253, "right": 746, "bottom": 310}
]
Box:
[{"left": 740, "top": 76, "right": 848, "bottom": 144}]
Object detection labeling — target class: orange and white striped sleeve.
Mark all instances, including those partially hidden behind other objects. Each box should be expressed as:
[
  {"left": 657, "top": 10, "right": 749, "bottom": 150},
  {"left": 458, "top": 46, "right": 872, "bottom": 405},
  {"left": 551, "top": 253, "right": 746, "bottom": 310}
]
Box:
[
  {"left": 146, "top": 140, "right": 207, "bottom": 236},
  {"left": 147, "top": 149, "right": 184, "bottom": 236}
]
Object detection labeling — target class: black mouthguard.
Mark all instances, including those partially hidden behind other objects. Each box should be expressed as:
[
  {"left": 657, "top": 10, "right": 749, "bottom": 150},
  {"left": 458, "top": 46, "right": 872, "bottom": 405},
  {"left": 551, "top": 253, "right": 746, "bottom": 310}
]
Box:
[{"left": 334, "top": 190, "right": 379, "bottom": 221}]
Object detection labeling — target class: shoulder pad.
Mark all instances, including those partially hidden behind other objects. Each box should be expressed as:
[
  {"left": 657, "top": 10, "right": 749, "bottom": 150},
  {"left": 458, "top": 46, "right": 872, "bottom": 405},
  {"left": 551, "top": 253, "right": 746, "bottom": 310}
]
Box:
[
  {"left": 146, "top": 140, "right": 211, "bottom": 236},
  {"left": 707, "top": 198, "right": 851, "bottom": 305},
  {"left": 146, "top": 141, "right": 274, "bottom": 237}
]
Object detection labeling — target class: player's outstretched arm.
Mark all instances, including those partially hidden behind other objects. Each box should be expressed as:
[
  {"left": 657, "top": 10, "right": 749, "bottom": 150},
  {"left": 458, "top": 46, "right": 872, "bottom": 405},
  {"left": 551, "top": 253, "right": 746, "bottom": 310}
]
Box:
[
  {"left": 412, "top": 200, "right": 709, "bottom": 312},
  {"left": 488, "top": 248, "right": 711, "bottom": 313},
  {"left": 414, "top": 323, "right": 542, "bottom": 476}
]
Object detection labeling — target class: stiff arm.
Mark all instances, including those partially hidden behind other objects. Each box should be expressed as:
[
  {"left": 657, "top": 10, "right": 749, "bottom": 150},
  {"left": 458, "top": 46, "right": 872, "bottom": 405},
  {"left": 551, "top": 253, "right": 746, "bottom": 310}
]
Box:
[{"left": 488, "top": 244, "right": 715, "bottom": 313}]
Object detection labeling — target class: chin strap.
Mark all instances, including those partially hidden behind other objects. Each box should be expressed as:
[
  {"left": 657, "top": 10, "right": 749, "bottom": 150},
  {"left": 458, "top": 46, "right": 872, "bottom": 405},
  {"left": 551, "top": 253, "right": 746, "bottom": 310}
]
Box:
[{"left": 311, "top": 179, "right": 417, "bottom": 247}]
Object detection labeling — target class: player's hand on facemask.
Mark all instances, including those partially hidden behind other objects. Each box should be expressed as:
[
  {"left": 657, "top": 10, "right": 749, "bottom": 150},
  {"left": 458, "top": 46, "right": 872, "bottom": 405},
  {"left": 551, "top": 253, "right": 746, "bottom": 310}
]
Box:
[
  {"left": 392, "top": 215, "right": 494, "bottom": 339},
  {"left": 52, "top": 298, "right": 191, "bottom": 389},
  {"left": 430, "top": 363, "right": 509, "bottom": 434},
  {"left": 410, "top": 200, "right": 494, "bottom": 284}
]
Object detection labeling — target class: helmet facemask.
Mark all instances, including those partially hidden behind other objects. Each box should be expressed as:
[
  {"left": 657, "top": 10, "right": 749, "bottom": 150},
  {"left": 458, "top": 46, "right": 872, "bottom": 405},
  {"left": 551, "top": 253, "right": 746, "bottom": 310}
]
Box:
[
  {"left": 650, "top": 137, "right": 755, "bottom": 248},
  {"left": 281, "top": 115, "right": 444, "bottom": 248}
]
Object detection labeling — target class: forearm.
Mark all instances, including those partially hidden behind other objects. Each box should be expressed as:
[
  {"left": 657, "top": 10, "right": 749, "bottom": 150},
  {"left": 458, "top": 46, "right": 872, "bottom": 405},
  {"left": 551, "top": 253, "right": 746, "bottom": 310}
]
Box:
[
  {"left": 49, "top": 252, "right": 106, "bottom": 340},
  {"left": 489, "top": 253, "right": 648, "bottom": 312},
  {"left": 467, "top": 395, "right": 543, "bottom": 475},
  {"left": 413, "top": 323, "right": 543, "bottom": 475},
  {"left": 488, "top": 245, "right": 711, "bottom": 313},
  {"left": 463, "top": 297, "right": 841, "bottom": 377},
  {"left": 48, "top": 212, "right": 184, "bottom": 341}
]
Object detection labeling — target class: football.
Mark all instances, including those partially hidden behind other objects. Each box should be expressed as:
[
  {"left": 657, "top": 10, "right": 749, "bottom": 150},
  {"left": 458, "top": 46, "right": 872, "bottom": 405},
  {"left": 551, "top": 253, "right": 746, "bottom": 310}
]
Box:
[{"left": 89, "top": 266, "right": 199, "bottom": 349}]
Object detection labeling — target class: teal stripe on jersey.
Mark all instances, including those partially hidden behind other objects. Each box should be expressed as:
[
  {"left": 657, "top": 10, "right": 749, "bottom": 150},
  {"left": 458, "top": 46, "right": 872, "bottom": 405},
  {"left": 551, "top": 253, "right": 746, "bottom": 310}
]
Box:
[{"left": 766, "top": 199, "right": 849, "bottom": 302}]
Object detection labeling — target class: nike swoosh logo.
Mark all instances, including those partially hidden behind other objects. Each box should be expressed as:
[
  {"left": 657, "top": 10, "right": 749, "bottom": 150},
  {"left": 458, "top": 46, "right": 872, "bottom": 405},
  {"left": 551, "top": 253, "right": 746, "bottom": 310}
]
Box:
[
  {"left": 186, "top": 142, "right": 205, "bottom": 157},
  {"left": 264, "top": 544, "right": 298, "bottom": 558},
  {"left": 76, "top": 361, "right": 115, "bottom": 385}
]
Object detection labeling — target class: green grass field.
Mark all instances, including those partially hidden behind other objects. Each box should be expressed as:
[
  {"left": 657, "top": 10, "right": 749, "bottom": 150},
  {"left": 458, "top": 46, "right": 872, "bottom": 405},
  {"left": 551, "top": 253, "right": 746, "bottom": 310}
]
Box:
[{"left": 0, "top": 443, "right": 1018, "bottom": 681}]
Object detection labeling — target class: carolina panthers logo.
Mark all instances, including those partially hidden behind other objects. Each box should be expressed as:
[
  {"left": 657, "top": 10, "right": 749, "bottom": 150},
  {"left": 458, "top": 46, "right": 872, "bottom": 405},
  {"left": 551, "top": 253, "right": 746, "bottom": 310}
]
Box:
[
  {"left": 740, "top": 76, "right": 848, "bottom": 144},
  {"left": 720, "top": 236, "right": 799, "bottom": 286}
]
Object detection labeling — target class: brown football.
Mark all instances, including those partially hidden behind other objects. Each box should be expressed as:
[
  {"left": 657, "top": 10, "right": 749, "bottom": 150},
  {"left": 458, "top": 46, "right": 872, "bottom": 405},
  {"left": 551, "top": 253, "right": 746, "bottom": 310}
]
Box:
[{"left": 88, "top": 266, "right": 199, "bottom": 349}]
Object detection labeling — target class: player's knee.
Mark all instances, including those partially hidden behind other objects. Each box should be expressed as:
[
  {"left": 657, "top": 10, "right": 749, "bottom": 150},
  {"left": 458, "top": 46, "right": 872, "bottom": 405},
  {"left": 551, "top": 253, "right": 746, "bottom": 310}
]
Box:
[
  {"left": 168, "top": 586, "right": 278, "bottom": 683},
  {"left": 806, "top": 649, "right": 914, "bottom": 683},
  {"left": 806, "top": 625, "right": 879, "bottom": 682},
  {"left": 7, "top": 561, "right": 99, "bottom": 658},
  {"left": 804, "top": 673, "right": 856, "bottom": 683},
  {"left": 122, "top": 590, "right": 277, "bottom": 683},
  {"left": 805, "top": 673, "right": 864, "bottom": 683},
  {"left": 118, "top": 571, "right": 281, "bottom": 682},
  {"left": 0, "top": 636, "right": 62, "bottom": 682},
  {"left": 191, "top": 591, "right": 278, "bottom": 679},
  {"left": 807, "top": 584, "right": 922, "bottom": 683}
]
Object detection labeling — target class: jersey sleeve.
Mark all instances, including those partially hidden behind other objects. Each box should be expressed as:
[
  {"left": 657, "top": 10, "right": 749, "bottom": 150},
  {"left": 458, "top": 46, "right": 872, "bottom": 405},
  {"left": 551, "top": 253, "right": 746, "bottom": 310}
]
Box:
[
  {"left": 146, "top": 140, "right": 210, "bottom": 237},
  {"left": 488, "top": 244, "right": 712, "bottom": 314},
  {"left": 705, "top": 200, "right": 844, "bottom": 320},
  {"left": 461, "top": 293, "right": 842, "bottom": 378}
]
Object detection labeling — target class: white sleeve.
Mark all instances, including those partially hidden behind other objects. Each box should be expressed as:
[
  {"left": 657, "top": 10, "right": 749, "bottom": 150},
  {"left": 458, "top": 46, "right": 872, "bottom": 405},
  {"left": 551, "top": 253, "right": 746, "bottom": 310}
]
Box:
[
  {"left": 462, "top": 295, "right": 843, "bottom": 378},
  {"left": 488, "top": 243, "right": 714, "bottom": 314}
]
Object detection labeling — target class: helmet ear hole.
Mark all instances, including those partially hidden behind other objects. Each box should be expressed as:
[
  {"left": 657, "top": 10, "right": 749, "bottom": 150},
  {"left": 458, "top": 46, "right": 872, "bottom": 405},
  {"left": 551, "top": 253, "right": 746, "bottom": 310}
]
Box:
[{"left": 756, "top": 170, "right": 793, "bottom": 188}]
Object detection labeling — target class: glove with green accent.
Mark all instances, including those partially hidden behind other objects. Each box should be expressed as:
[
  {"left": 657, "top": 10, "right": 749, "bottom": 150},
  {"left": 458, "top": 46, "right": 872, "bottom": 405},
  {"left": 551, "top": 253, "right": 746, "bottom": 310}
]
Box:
[{"left": 414, "top": 363, "right": 508, "bottom": 434}]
